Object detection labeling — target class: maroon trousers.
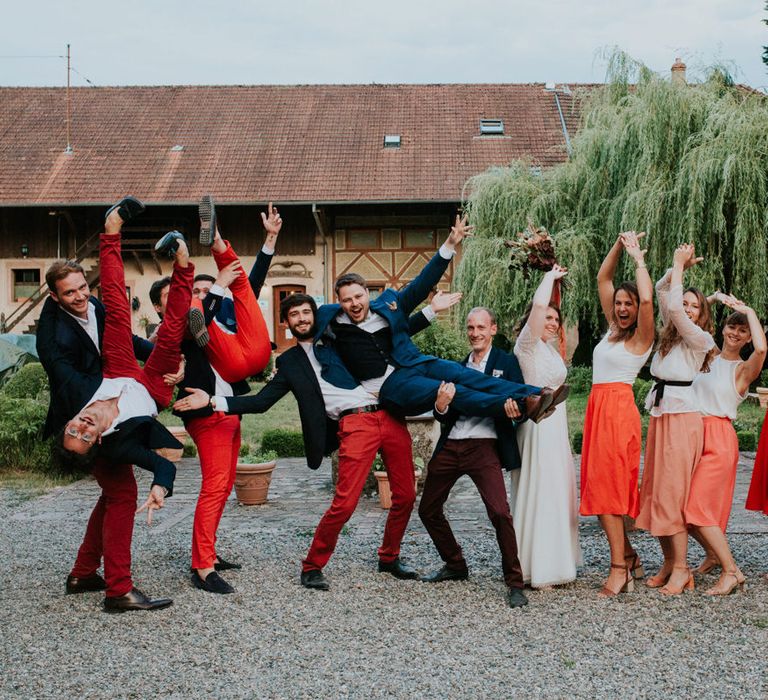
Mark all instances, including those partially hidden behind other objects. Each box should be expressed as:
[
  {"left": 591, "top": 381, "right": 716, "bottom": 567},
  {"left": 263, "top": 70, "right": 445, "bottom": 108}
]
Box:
[
  {"left": 70, "top": 460, "right": 137, "bottom": 597},
  {"left": 187, "top": 413, "right": 242, "bottom": 569},
  {"left": 418, "top": 438, "right": 524, "bottom": 589},
  {"left": 303, "top": 410, "right": 416, "bottom": 572}
]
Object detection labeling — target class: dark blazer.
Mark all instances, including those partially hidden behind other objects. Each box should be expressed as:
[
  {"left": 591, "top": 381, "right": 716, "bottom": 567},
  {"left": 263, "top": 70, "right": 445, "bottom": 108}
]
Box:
[
  {"left": 172, "top": 248, "right": 273, "bottom": 422},
  {"left": 432, "top": 346, "right": 524, "bottom": 471},
  {"left": 225, "top": 310, "right": 433, "bottom": 470},
  {"left": 36, "top": 296, "right": 153, "bottom": 438}
]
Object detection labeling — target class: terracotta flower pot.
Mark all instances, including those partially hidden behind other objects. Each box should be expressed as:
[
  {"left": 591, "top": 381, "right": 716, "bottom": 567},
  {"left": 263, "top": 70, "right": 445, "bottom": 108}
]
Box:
[
  {"left": 373, "top": 469, "right": 422, "bottom": 510},
  {"left": 757, "top": 387, "right": 768, "bottom": 409},
  {"left": 234, "top": 461, "right": 277, "bottom": 505}
]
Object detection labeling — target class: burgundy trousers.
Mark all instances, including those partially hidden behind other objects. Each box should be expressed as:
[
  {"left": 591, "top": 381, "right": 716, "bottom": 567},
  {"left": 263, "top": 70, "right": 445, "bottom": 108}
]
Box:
[
  {"left": 99, "top": 232, "right": 193, "bottom": 408},
  {"left": 187, "top": 413, "right": 242, "bottom": 569},
  {"left": 70, "top": 459, "right": 137, "bottom": 597},
  {"left": 303, "top": 410, "right": 415, "bottom": 572},
  {"left": 418, "top": 438, "right": 524, "bottom": 589}
]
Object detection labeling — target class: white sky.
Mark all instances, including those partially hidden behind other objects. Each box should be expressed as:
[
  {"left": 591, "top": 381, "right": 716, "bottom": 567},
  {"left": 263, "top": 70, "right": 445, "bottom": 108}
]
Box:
[{"left": 1, "top": 0, "right": 765, "bottom": 89}]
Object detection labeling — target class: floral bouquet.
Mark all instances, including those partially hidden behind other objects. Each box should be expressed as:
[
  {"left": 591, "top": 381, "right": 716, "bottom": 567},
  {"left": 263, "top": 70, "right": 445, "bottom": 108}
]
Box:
[{"left": 504, "top": 223, "right": 559, "bottom": 279}]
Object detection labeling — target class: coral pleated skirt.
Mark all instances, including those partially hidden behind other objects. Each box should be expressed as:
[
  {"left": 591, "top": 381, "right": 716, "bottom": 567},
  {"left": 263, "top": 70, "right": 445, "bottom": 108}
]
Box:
[
  {"left": 635, "top": 412, "right": 704, "bottom": 536},
  {"left": 685, "top": 416, "right": 738, "bottom": 531},
  {"left": 579, "top": 383, "right": 641, "bottom": 517},
  {"left": 746, "top": 409, "right": 768, "bottom": 515}
]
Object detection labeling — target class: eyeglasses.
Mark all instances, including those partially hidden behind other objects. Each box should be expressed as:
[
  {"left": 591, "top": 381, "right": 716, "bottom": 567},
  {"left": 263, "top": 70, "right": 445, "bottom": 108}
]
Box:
[{"left": 65, "top": 426, "right": 95, "bottom": 444}]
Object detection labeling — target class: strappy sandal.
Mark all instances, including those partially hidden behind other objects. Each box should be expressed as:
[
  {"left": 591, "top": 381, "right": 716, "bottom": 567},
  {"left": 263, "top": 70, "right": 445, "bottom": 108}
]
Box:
[
  {"left": 624, "top": 550, "right": 645, "bottom": 580},
  {"left": 705, "top": 569, "right": 746, "bottom": 596},
  {"left": 598, "top": 563, "right": 634, "bottom": 597},
  {"left": 659, "top": 566, "right": 694, "bottom": 596}
]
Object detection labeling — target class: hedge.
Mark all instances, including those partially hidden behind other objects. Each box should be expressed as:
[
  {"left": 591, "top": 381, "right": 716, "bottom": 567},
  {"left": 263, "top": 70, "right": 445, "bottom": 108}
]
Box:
[{"left": 260, "top": 428, "right": 305, "bottom": 457}]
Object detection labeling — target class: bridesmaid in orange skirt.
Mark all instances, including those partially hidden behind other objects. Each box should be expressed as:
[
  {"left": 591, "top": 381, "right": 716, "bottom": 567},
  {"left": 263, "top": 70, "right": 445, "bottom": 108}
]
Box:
[
  {"left": 580, "top": 231, "right": 655, "bottom": 597},
  {"left": 686, "top": 298, "right": 765, "bottom": 595},
  {"left": 635, "top": 244, "right": 716, "bottom": 595}
]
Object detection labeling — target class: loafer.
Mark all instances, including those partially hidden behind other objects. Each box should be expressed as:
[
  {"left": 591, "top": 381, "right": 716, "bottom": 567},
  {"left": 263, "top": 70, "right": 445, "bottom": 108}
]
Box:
[
  {"left": 66, "top": 572, "right": 106, "bottom": 594},
  {"left": 199, "top": 194, "right": 217, "bottom": 247},
  {"left": 300, "top": 569, "right": 330, "bottom": 591},
  {"left": 214, "top": 557, "right": 242, "bottom": 572},
  {"left": 154, "top": 230, "right": 186, "bottom": 259},
  {"left": 105, "top": 195, "right": 145, "bottom": 223},
  {"left": 420, "top": 564, "right": 469, "bottom": 583},
  {"left": 103, "top": 587, "right": 173, "bottom": 613},
  {"left": 548, "top": 384, "right": 570, "bottom": 408},
  {"left": 378, "top": 557, "right": 419, "bottom": 580},
  {"left": 524, "top": 391, "right": 554, "bottom": 424},
  {"left": 507, "top": 587, "right": 529, "bottom": 608},
  {"left": 188, "top": 307, "right": 210, "bottom": 348},
  {"left": 192, "top": 570, "right": 234, "bottom": 594}
]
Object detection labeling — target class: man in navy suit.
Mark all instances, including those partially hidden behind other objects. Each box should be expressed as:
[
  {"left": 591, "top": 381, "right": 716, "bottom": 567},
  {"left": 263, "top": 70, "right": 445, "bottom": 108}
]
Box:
[
  {"left": 419, "top": 307, "right": 529, "bottom": 608},
  {"left": 313, "top": 215, "right": 566, "bottom": 422}
]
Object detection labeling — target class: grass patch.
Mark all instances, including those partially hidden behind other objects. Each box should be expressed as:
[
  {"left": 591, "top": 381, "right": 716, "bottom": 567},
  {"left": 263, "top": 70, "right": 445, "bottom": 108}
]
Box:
[{"left": 0, "top": 469, "right": 79, "bottom": 503}]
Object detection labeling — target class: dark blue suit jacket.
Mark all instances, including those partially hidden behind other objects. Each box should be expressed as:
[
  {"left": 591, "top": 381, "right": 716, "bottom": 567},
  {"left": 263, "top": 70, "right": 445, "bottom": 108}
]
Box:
[
  {"left": 432, "top": 346, "right": 524, "bottom": 470},
  {"left": 313, "top": 249, "right": 452, "bottom": 389}
]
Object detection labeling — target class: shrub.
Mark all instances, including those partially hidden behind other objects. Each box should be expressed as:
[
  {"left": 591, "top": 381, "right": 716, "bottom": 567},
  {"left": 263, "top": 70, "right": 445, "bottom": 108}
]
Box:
[
  {"left": 737, "top": 431, "right": 757, "bottom": 451},
  {"left": 412, "top": 320, "right": 468, "bottom": 363},
  {"left": 0, "top": 394, "right": 54, "bottom": 473},
  {"left": 261, "top": 428, "right": 305, "bottom": 457},
  {"left": 182, "top": 441, "right": 198, "bottom": 458},
  {"left": 567, "top": 366, "right": 592, "bottom": 395},
  {"left": 2, "top": 362, "right": 49, "bottom": 400},
  {"left": 571, "top": 431, "right": 583, "bottom": 455},
  {"left": 633, "top": 379, "right": 653, "bottom": 413},
  {"left": 239, "top": 447, "right": 278, "bottom": 463},
  {"left": 759, "top": 370, "right": 768, "bottom": 388}
]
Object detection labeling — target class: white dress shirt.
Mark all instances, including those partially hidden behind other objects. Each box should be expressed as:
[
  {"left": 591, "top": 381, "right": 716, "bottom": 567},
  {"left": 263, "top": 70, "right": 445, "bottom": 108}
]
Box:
[
  {"left": 64, "top": 302, "right": 100, "bottom": 353},
  {"left": 446, "top": 348, "right": 497, "bottom": 440},
  {"left": 84, "top": 377, "right": 158, "bottom": 436}
]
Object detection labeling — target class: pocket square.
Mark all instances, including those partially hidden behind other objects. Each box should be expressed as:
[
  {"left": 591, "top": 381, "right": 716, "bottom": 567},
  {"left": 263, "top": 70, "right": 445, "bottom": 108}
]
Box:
[
  {"left": 386, "top": 301, "right": 398, "bottom": 311},
  {"left": 492, "top": 369, "right": 504, "bottom": 378}
]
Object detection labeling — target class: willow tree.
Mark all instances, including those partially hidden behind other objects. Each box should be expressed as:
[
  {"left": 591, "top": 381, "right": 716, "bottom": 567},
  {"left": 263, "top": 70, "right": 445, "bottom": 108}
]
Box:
[{"left": 456, "top": 52, "right": 768, "bottom": 344}]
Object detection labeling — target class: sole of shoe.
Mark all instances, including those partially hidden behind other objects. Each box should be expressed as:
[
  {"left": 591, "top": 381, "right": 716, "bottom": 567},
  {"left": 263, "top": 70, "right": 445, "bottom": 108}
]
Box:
[
  {"left": 188, "top": 307, "right": 210, "bottom": 348},
  {"left": 199, "top": 195, "right": 216, "bottom": 247}
]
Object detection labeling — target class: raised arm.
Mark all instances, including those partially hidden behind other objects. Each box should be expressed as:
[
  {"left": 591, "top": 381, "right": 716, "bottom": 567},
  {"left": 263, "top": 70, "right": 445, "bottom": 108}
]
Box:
[
  {"left": 597, "top": 236, "right": 623, "bottom": 323},
  {"left": 250, "top": 202, "right": 282, "bottom": 298},
  {"left": 525, "top": 265, "right": 567, "bottom": 340},
  {"left": 667, "top": 244, "right": 714, "bottom": 352},
  {"left": 723, "top": 297, "right": 767, "bottom": 393},
  {"left": 620, "top": 231, "right": 655, "bottom": 352}
]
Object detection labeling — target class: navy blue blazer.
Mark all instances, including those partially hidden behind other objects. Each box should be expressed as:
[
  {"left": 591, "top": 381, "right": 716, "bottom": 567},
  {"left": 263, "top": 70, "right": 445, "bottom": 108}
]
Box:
[
  {"left": 313, "top": 249, "right": 452, "bottom": 389},
  {"left": 432, "top": 346, "right": 524, "bottom": 471}
]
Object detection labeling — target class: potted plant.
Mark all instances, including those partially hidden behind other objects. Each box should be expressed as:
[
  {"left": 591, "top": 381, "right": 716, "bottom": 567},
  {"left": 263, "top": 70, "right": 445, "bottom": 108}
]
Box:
[
  {"left": 373, "top": 455, "right": 423, "bottom": 510},
  {"left": 234, "top": 444, "right": 278, "bottom": 505}
]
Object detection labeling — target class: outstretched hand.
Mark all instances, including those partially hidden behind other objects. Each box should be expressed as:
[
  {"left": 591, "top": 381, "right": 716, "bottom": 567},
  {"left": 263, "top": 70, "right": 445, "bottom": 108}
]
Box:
[
  {"left": 620, "top": 231, "right": 647, "bottom": 262},
  {"left": 136, "top": 485, "right": 166, "bottom": 526},
  {"left": 446, "top": 214, "right": 473, "bottom": 250},
  {"left": 435, "top": 381, "right": 456, "bottom": 414},
  {"left": 172, "top": 387, "right": 211, "bottom": 412},
  {"left": 430, "top": 290, "right": 463, "bottom": 313},
  {"left": 547, "top": 263, "right": 568, "bottom": 280},
  {"left": 674, "top": 243, "right": 703, "bottom": 270},
  {"left": 261, "top": 202, "right": 283, "bottom": 238}
]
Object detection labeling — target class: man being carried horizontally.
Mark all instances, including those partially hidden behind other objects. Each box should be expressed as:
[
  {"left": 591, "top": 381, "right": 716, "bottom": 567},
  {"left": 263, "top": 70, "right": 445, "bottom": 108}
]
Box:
[
  {"left": 57, "top": 199, "right": 196, "bottom": 612},
  {"left": 313, "top": 215, "right": 568, "bottom": 423}
]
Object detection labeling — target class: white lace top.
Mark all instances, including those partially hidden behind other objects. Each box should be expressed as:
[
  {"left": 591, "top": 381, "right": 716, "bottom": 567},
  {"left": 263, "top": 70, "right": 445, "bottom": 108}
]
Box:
[{"left": 514, "top": 324, "right": 567, "bottom": 387}]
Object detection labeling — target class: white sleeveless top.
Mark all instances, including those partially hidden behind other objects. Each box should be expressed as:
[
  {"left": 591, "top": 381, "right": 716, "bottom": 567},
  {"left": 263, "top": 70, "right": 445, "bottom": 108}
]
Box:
[
  {"left": 592, "top": 332, "right": 652, "bottom": 385},
  {"left": 693, "top": 356, "right": 747, "bottom": 420}
]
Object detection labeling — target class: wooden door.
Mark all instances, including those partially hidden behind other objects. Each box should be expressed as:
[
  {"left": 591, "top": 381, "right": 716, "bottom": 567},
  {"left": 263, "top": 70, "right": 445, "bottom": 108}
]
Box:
[{"left": 272, "top": 284, "right": 307, "bottom": 353}]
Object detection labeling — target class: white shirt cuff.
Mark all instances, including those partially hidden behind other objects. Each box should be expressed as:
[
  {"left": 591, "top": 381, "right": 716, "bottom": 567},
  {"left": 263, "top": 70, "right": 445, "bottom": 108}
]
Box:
[
  {"left": 434, "top": 403, "right": 449, "bottom": 415},
  {"left": 213, "top": 396, "right": 229, "bottom": 412},
  {"left": 262, "top": 244, "right": 275, "bottom": 255},
  {"left": 422, "top": 306, "right": 437, "bottom": 322},
  {"left": 438, "top": 243, "right": 456, "bottom": 260},
  {"left": 210, "top": 284, "right": 227, "bottom": 297}
]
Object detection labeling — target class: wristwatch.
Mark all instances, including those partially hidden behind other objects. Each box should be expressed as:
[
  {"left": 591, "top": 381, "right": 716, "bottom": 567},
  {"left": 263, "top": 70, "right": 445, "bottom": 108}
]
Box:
[{"left": 208, "top": 395, "right": 217, "bottom": 410}]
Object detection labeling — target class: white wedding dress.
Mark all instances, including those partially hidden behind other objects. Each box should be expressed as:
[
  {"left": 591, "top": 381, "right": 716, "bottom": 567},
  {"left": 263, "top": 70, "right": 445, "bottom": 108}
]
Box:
[{"left": 510, "top": 323, "right": 582, "bottom": 588}]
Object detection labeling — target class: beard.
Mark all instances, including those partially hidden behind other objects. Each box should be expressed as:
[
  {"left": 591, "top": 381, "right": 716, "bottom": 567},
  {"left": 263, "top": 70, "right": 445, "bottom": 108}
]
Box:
[{"left": 291, "top": 323, "right": 317, "bottom": 341}]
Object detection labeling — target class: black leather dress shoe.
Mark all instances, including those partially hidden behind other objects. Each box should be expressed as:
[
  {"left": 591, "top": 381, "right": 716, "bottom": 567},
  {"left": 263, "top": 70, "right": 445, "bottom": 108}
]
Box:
[
  {"left": 214, "top": 557, "right": 242, "bottom": 572},
  {"left": 154, "top": 230, "right": 186, "bottom": 258},
  {"left": 198, "top": 194, "right": 217, "bottom": 247},
  {"left": 66, "top": 573, "right": 106, "bottom": 594},
  {"left": 420, "top": 564, "right": 469, "bottom": 583},
  {"left": 300, "top": 569, "right": 330, "bottom": 591},
  {"left": 378, "top": 557, "right": 419, "bottom": 580},
  {"left": 103, "top": 588, "right": 173, "bottom": 613},
  {"left": 507, "top": 587, "right": 529, "bottom": 608},
  {"left": 105, "top": 195, "right": 145, "bottom": 223},
  {"left": 192, "top": 570, "right": 234, "bottom": 594}
]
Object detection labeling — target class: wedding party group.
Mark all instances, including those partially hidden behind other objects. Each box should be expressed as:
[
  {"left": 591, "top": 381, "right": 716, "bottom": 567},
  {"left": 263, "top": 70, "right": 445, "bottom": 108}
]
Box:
[{"left": 35, "top": 195, "right": 768, "bottom": 613}]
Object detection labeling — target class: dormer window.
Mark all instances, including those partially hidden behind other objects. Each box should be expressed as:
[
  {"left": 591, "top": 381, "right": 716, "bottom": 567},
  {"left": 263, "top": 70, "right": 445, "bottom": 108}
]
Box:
[
  {"left": 384, "top": 134, "right": 401, "bottom": 148},
  {"left": 479, "top": 119, "right": 504, "bottom": 135}
]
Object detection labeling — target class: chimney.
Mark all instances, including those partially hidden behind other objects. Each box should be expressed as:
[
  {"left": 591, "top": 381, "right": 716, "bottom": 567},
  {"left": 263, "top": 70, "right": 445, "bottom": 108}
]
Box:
[{"left": 671, "top": 57, "right": 687, "bottom": 86}]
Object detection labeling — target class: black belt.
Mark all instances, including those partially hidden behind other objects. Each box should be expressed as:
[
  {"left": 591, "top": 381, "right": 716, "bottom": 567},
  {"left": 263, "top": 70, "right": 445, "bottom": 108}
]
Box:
[
  {"left": 339, "top": 404, "right": 381, "bottom": 419},
  {"left": 650, "top": 376, "right": 693, "bottom": 407}
]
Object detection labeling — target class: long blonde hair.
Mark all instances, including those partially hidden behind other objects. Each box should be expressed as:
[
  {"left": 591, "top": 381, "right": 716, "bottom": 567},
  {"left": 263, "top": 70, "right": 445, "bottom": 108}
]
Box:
[{"left": 657, "top": 286, "right": 715, "bottom": 371}]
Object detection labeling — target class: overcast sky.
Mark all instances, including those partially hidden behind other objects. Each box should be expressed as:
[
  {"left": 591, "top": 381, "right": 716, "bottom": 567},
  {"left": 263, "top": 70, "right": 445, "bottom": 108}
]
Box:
[{"left": 1, "top": 0, "right": 765, "bottom": 89}]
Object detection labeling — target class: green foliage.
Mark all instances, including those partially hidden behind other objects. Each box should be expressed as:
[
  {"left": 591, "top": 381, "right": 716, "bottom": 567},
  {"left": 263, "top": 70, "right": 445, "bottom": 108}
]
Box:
[
  {"left": 571, "top": 431, "right": 583, "bottom": 454},
  {"left": 182, "top": 440, "right": 197, "bottom": 458},
  {"left": 238, "top": 446, "right": 278, "bottom": 464},
  {"left": 260, "top": 428, "right": 305, "bottom": 457},
  {"left": 0, "top": 395, "right": 53, "bottom": 473},
  {"left": 412, "top": 320, "right": 469, "bottom": 363},
  {"left": 759, "top": 370, "right": 768, "bottom": 388},
  {"left": 1, "top": 362, "right": 49, "bottom": 400},
  {"left": 457, "top": 50, "right": 768, "bottom": 340},
  {"left": 567, "top": 366, "right": 592, "bottom": 395},
  {"left": 633, "top": 379, "right": 653, "bottom": 413},
  {"left": 737, "top": 431, "right": 758, "bottom": 451}
]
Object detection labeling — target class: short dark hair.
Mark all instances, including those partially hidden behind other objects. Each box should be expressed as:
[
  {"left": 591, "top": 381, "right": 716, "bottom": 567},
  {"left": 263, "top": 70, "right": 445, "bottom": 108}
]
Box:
[
  {"left": 193, "top": 273, "right": 216, "bottom": 284},
  {"left": 280, "top": 293, "right": 317, "bottom": 323},
  {"left": 52, "top": 429, "right": 100, "bottom": 475},
  {"left": 724, "top": 311, "right": 749, "bottom": 329},
  {"left": 45, "top": 259, "right": 85, "bottom": 294},
  {"left": 149, "top": 277, "right": 172, "bottom": 307},
  {"left": 334, "top": 273, "right": 367, "bottom": 297}
]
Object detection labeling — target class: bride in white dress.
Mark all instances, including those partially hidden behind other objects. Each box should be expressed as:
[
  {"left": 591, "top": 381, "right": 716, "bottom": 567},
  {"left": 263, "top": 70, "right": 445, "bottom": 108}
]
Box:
[{"left": 510, "top": 264, "right": 582, "bottom": 588}]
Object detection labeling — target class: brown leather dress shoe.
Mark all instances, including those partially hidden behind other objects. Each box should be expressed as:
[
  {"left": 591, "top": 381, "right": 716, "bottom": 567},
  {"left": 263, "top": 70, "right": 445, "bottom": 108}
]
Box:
[
  {"left": 66, "top": 573, "right": 107, "bottom": 594},
  {"left": 523, "top": 392, "right": 554, "bottom": 423},
  {"left": 103, "top": 588, "right": 173, "bottom": 613}
]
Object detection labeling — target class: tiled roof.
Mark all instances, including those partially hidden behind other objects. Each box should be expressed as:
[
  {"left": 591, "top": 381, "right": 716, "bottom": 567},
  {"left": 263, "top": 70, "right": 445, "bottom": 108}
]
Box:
[{"left": 0, "top": 84, "right": 586, "bottom": 205}]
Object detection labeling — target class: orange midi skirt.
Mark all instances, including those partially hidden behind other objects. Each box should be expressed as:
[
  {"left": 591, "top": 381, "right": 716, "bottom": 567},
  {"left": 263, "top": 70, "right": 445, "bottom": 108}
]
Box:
[
  {"left": 635, "top": 412, "right": 704, "bottom": 537},
  {"left": 579, "top": 383, "right": 641, "bottom": 517},
  {"left": 746, "top": 408, "right": 768, "bottom": 515},
  {"left": 685, "top": 416, "right": 738, "bottom": 531}
]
